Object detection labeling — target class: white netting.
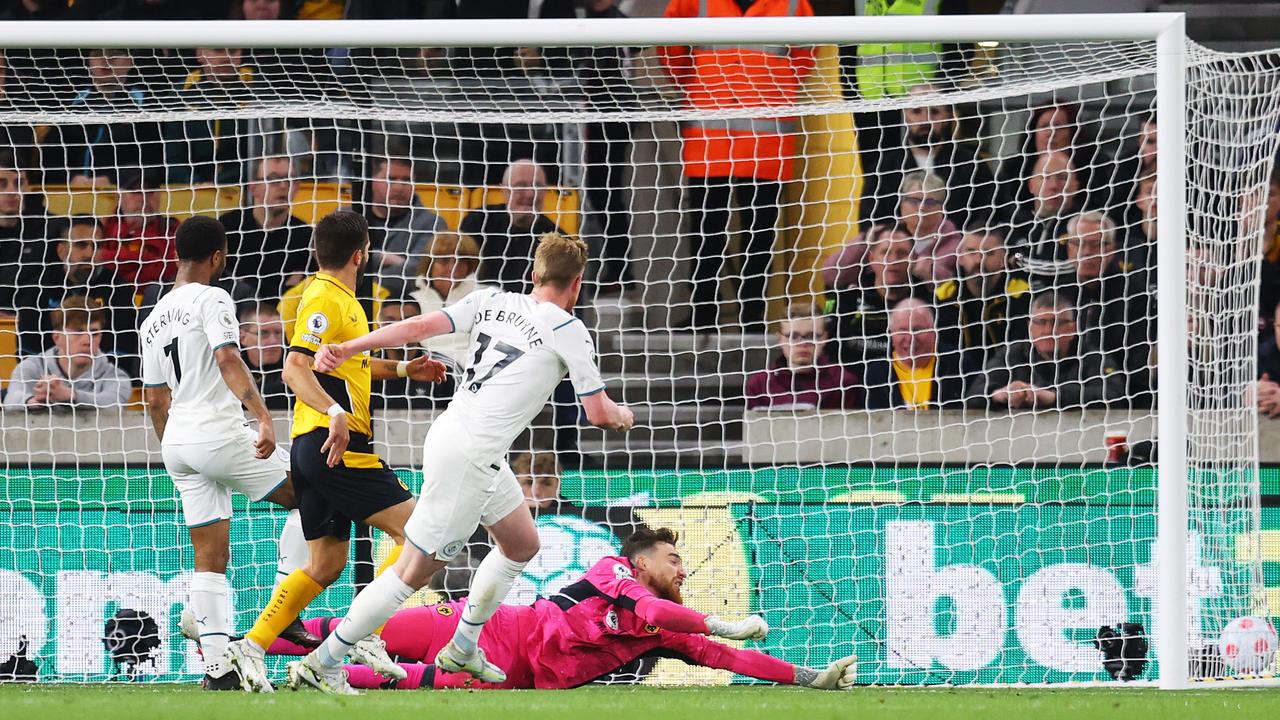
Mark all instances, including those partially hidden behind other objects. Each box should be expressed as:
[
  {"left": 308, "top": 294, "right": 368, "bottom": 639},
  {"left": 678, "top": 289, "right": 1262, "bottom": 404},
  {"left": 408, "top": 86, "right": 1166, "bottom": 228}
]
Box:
[{"left": 0, "top": 24, "right": 1277, "bottom": 687}]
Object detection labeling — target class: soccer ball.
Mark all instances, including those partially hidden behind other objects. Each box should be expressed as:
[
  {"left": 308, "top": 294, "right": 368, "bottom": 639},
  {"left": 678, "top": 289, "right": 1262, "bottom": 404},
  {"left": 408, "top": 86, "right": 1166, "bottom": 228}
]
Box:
[{"left": 1218, "top": 616, "right": 1278, "bottom": 674}]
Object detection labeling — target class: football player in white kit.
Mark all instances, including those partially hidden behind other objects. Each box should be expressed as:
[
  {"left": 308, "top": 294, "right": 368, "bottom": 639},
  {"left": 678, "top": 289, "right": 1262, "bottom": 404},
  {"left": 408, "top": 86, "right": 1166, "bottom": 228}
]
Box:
[
  {"left": 285, "top": 232, "right": 633, "bottom": 694},
  {"left": 141, "top": 216, "right": 316, "bottom": 690}
]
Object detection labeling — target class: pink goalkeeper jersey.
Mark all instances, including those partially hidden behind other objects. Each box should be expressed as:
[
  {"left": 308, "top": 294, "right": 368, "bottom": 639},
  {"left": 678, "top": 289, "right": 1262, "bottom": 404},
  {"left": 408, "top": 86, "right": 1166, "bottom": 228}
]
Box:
[{"left": 374, "top": 556, "right": 795, "bottom": 689}]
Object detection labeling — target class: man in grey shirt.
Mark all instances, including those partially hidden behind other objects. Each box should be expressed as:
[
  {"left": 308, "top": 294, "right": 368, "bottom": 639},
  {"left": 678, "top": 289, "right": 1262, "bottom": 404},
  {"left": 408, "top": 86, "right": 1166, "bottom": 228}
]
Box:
[
  {"left": 359, "top": 156, "right": 447, "bottom": 297},
  {"left": 4, "top": 296, "right": 130, "bottom": 409}
]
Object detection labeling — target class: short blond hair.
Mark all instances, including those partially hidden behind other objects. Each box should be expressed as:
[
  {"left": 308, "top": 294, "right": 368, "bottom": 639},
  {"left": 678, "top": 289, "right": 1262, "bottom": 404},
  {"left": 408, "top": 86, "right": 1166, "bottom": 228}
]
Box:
[
  {"left": 532, "top": 232, "right": 587, "bottom": 289},
  {"left": 423, "top": 231, "right": 481, "bottom": 277}
]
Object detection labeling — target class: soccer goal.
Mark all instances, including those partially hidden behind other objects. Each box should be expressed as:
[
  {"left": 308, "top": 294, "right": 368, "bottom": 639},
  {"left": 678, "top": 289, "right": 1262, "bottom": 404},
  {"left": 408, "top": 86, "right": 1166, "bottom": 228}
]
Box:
[{"left": 0, "top": 13, "right": 1278, "bottom": 690}]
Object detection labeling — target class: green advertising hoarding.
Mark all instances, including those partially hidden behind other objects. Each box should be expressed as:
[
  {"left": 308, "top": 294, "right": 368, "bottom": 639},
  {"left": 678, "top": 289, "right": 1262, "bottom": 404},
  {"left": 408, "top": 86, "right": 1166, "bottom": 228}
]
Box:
[{"left": 0, "top": 466, "right": 1270, "bottom": 684}]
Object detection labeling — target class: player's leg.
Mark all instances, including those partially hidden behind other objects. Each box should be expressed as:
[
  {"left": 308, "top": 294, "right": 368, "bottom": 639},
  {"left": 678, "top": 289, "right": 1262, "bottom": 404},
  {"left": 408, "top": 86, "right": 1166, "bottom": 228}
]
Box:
[
  {"left": 167, "top": 445, "right": 239, "bottom": 690},
  {"left": 447, "top": 503, "right": 538, "bottom": 656},
  {"left": 436, "top": 464, "right": 534, "bottom": 680},
  {"left": 188, "top": 518, "right": 235, "bottom": 688},
  {"left": 238, "top": 429, "right": 325, "bottom": 649},
  {"left": 224, "top": 432, "right": 350, "bottom": 692},
  {"left": 236, "top": 433, "right": 321, "bottom": 648},
  {"left": 304, "top": 450, "right": 485, "bottom": 683}
]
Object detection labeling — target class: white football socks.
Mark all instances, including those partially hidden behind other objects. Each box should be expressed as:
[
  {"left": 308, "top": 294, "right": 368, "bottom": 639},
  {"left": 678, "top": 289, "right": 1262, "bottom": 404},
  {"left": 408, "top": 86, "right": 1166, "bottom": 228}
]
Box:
[
  {"left": 452, "top": 551, "right": 527, "bottom": 654},
  {"left": 275, "top": 509, "right": 307, "bottom": 591},
  {"left": 190, "top": 571, "right": 230, "bottom": 676},
  {"left": 315, "top": 568, "right": 415, "bottom": 669}
]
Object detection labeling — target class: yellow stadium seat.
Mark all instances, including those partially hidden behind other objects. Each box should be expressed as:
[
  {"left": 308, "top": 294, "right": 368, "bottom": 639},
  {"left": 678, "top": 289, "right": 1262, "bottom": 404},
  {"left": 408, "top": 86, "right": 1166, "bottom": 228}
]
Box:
[
  {"left": 157, "top": 185, "right": 242, "bottom": 220},
  {"left": 416, "top": 184, "right": 468, "bottom": 231},
  {"left": 39, "top": 185, "right": 118, "bottom": 218},
  {"left": 466, "top": 186, "right": 581, "bottom": 237},
  {"left": 0, "top": 315, "right": 16, "bottom": 389},
  {"left": 292, "top": 181, "right": 350, "bottom": 225}
]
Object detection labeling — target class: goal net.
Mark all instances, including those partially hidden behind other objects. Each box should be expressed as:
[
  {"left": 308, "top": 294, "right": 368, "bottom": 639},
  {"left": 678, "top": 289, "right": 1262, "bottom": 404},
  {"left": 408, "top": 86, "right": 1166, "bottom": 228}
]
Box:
[{"left": 0, "top": 16, "right": 1278, "bottom": 687}]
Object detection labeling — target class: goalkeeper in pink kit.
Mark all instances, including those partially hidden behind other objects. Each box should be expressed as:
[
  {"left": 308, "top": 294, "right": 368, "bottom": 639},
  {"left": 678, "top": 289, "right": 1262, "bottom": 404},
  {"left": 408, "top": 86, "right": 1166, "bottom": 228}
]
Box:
[{"left": 263, "top": 527, "right": 856, "bottom": 690}]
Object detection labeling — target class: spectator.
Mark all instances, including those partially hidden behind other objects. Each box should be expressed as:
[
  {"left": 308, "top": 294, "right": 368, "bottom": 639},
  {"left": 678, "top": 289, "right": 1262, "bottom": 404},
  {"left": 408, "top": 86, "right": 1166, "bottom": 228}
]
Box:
[
  {"left": 165, "top": 46, "right": 258, "bottom": 184},
  {"left": 933, "top": 226, "right": 1031, "bottom": 378},
  {"left": 17, "top": 217, "right": 133, "bottom": 358},
  {"left": 860, "top": 83, "right": 1000, "bottom": 228},
  {"left": 540, "top": 0, "right": 639, "bottom": 294},
  {"left": 1256, "top": 300, "right": 1280, "bottom": 417},
  {"left": 219, "top": 155, "right": 313, "bottom": 300},
  {"left": 372, "top": 299, "right": 447, "bottom": 409},
  {"left": 39, "top": 48, "right": 162, "bottom": 187},
  {"left": 358, "top": 155, "right": 446, "bottom": 298},
  {"left": 830, "top": 225, "right": 923, "bottom": 366},
  {"left": 98, "top": 170, "right": 178, "bottom": 291},
  {"left": 863, "top": 297, "right": 965, "bottom": 410},
  {"left": 238, "top": 302, "right": 288, "bottom": 409},
  {"left": 0, "top": 51, "right": 40, "bottom": 159},
  {"left": 409, "top": 231, "right": 492, "bottom": 374},
  {"left": 1006, "top": 150, "right": 1083, "bottom": 273},
  {"left": 512, "top": 450, "right": 564, "bottom": 511},
  {"left": 660, "top": 0, "right": 815, "bottom": 330},
  {"left": 970, "top": 292, "right": 1126, "bottom": 410},
  {"left": 745, "top": 300, "right": 858, "bottom": 411},
  {"left": 1254, "top": 165, "right": 1280, "bottom": 319},
  {"left": 1012, "top": 104, "right": 1098, "bottom": 203},
  {"left": 3, "top": 295, "right": 130, "bottom": 410},
  {"left": 0, "top": 151, "right": 51, "bottom": 313},
  {"left": 1126, "top": 174, "right": 1156, "bottom": 271},
  {"left": 1059, "top": 211, "right": 1153, "bottom": 405},
  {"left": 898, "top": 171, "right": 962, "bottom": 282},
  {"left": 461, "top": 159, "right": 567, "bottom": 294},
  {"left": 821, "top": 224, "right": 887, "bottom": 295}
]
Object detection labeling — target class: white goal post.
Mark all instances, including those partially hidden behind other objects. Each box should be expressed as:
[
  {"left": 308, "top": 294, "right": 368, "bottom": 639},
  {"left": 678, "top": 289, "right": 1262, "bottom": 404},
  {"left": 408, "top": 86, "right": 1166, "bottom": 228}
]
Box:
[{"left": 0, "top": 13, "right": 1276, "bottom": 690}]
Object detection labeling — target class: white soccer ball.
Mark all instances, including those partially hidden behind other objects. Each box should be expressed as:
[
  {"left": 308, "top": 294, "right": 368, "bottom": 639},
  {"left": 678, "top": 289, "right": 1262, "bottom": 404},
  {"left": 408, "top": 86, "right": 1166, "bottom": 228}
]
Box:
[{"left": 1218, "top": 616, "right": 1278, "bottom": 674}]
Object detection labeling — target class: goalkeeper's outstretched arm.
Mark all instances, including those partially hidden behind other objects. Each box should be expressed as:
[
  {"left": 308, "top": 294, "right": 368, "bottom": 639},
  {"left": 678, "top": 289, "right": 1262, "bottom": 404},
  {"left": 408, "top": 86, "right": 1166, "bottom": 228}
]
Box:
[{"left": 661, "top": 632, "right": 857, "bottom": 691}]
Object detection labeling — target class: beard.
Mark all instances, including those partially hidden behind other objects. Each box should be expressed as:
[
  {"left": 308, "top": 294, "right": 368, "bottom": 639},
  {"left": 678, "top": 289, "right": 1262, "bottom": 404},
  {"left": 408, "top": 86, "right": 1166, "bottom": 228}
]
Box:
[{"left": 653, "top": 578, "right": 684, "bottom": 604}]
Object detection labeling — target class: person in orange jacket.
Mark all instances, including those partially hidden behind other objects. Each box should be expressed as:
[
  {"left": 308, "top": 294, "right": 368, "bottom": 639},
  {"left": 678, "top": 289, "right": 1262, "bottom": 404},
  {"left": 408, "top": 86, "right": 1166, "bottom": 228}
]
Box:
[{"left": 660, "top": 0, "right": 815, "bottom": 332}]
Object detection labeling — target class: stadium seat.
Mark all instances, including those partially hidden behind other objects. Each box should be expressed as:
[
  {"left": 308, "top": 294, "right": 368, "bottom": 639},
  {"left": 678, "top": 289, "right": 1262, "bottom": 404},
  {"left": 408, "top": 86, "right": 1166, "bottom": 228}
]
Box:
[
  {"left": 39, "top": 184, "right": 244, "bottom": 221},
  {"left": 467, "top": 186, "right": 581, "bottom": 236},
  {"left": 39, "top": 185, "right": 118, "bottom": 218},
  {"left": 416, "top": 184, "right": 468, "bottom": 231},
  {"left": 0, "top": 315, "right": 17, "bottom": 389},
  {"left": 292, "top": 181, "right": 350, "bottom": 225},
  {"left": 157, "top": 185, "right": 242, "bottom": 220}
]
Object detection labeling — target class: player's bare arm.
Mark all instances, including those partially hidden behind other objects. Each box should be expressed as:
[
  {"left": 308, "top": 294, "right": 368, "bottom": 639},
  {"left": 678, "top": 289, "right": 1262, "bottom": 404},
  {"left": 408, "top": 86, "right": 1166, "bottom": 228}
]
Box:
[
  {"left": 368, "top": 355, "right": 449, "bottom": 383},
  {"left": 315, "top": 311, "right": 455, "bottom": 373},
  {"left": 581, "top": 391, "right": 634, "bottom": 432},
  {"left": 143, "top": 385, "right": 171, "bottom": 442},
  {"left": 282, "top": 351, "right": 348, "bottom": 467},
  {"left": 212, "top": 344, "right": 276, "bottom": 459}
]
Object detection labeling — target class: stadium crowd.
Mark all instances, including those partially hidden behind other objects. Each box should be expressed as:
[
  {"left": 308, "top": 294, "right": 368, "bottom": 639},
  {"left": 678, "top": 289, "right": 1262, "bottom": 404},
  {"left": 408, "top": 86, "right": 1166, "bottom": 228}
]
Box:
[{"left": 0, "top": 0, "right": 1275, "bottom": 427}]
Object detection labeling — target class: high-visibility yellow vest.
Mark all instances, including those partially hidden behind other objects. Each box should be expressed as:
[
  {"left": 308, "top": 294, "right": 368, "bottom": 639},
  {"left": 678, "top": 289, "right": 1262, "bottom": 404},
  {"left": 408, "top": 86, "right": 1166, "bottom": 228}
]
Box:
[{"left": 855, "top": 0, "right": 941, "bottom": 100}]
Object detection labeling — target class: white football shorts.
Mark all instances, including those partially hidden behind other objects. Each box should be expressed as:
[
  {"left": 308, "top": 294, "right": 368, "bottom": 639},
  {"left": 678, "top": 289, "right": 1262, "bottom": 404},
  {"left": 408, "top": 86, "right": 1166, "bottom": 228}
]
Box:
[
  {"left": 405, "top": 419, "right": 524, "bottom": 562},
  {"left": 162, "top": 426, "right": 291, "bottom": 528}
]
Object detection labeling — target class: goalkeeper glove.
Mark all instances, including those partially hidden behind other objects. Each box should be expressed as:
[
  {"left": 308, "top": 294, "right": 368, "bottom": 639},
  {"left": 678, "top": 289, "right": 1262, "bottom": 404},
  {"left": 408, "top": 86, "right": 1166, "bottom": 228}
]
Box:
[
  {"left": 705, "top": 615, "right": 769, "bottom": 641},
  {"left": 797, "top": 654, "right": 858, "bottom": 691}
]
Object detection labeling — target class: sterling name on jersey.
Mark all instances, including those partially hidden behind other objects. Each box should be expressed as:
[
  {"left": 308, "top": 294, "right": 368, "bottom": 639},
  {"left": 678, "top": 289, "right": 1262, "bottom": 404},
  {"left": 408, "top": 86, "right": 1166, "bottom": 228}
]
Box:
[
  {"left": 140, "top": 283, "right": 244, "bottom": 445},
  {"left": 439, "top": 289, "right": 605, "bottom": 463}
]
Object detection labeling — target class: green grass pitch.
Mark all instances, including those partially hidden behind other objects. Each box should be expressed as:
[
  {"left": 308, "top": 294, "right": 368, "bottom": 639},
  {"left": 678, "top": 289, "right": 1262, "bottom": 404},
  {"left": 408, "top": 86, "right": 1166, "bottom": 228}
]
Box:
[{"left": 3, "top": 684, "right": 1280, "bottom": 720}]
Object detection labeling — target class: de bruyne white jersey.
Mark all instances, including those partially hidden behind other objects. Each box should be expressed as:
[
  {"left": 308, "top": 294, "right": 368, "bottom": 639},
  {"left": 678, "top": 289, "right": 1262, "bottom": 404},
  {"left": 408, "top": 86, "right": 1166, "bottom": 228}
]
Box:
[
  {"left": 438, "top": 289, "right": 605, "bottom": 464},
  {"left": 140, "top": 283, "right": 247, "bottom": 446}
]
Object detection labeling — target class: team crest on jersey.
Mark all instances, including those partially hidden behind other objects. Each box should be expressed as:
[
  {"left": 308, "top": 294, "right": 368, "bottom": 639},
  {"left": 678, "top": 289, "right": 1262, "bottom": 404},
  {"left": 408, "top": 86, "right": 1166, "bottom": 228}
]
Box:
[
  {"left": 219, "top": 311, "right": 235, "bottom": 328},
  {"left": 644, "top": 624, "right": 659, "bottom": 634},
  {"left": 437, "top": 605, "right": 454, "bottom": 617},
  {"left": 307, "top": 312, "right": 329, "bottom": 334},
  {"left": 440, "top": 539, "right": 466, "bottom": 560},
  {"left": 605, "top": 610, "right": 619, "bottom": 630},
  {"left": 612, "top": 563, "right": 632, "bottom": 580}
]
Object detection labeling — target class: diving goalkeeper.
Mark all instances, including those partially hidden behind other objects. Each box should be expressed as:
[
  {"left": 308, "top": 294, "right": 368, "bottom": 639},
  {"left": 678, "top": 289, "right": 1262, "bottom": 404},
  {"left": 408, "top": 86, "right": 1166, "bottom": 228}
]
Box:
[{"left": 251, "top": 527, "right": 855, "bottom": 691}]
